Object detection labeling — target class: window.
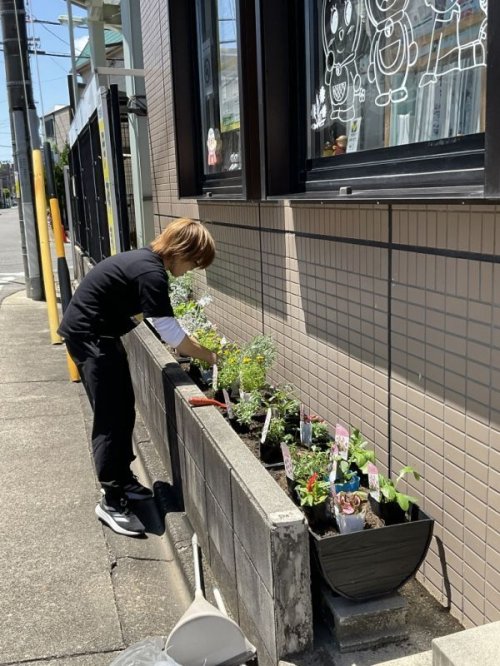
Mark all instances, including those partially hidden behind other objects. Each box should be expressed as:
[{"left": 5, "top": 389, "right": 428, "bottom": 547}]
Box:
[
  {"left": 300, "top": 0, "right": 489, "bottom": 194},
  {"left": 308, "top": 0, "right": 487, "bottom": 159},
  {"left": 196, "top": 0, "right": 242, "bottom": 176},
  {"left": 169, "top": 0, "right": 259, "bottom": 198},
  {"left": 256, "top": 0, "right": 498, "bottom": 199}
]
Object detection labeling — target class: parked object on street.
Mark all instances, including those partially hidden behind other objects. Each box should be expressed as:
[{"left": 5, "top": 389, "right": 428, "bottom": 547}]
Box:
[{"left": 165, "top": 534, "right": 256, "bottom": 666}]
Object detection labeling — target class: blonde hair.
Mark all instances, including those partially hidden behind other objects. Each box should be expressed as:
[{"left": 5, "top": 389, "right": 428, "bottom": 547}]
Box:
[{"left": 150, "top": 218, "right": 215, "bottom": 269}]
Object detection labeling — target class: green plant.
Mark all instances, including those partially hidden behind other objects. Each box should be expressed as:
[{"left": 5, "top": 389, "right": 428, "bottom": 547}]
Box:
[
  {"left": 169, "top": 273, "right": 194, "bottom": 308},
  {"left": 217, "top": 342, "right": 242, "bottom": 390},
  {"left": 378, "top": 466, "right": 422, "bottom": 511},
  {"left": 265, "top": 416, "right": 287, "bottom": 447},
  {"left": 349, "top": 428, "right": 376, "bottom": 472},
  {"left": 331, "top": 448, "right": 360, "bottom": 485},
  {"left": 312, "top": 421, "right": 331, "bottom": 445},
  {"left": 242, "top": 335, "right": 277, "bottom": 370},
  {"left": 239, "top": 356, "right": 267, "bottom": 393},
  {"left": 265, "top": 384, "right": 300, "bottom": 419},
  {"left": 191, "top": 328, "right": 222, "bottom": 369},
  {"left": 233, "top": 391, "right": 261, "bottom": 426},
  {"left": 291, "top": 445, "right": 330, "bottom": 482},
  {"left": 296, "top": 472, "right": 330, "bottom": 507}
]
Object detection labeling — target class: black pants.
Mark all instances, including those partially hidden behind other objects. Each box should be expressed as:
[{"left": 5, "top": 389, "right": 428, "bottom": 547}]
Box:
[{"left": 65, "top": 336, "right": 136, "bottom": 495}]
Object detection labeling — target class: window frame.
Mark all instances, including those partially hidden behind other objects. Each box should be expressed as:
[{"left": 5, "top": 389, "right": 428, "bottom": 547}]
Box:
[
  {"left": 169, "top": 0, "right": 260, "bottom": 200},
  {"left": 256, "top": 0, "right": 500, "bottom": 202}
]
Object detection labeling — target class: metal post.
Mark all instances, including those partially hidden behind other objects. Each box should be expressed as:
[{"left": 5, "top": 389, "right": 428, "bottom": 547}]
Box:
[
  {"left": 32, "top": 148, "right": 61, "bottom": 344},
  {"left": 121, "top": 0, "right": 154, "bottom": 247},
  {"left": 96, "top": 84, "right": 121, "bottom": 255},
  {"left": 66, "top": 0, "right": 78, "bottom": 107},
  {"left": 0, "top": 0, "right": 42, "bottom": 299}
]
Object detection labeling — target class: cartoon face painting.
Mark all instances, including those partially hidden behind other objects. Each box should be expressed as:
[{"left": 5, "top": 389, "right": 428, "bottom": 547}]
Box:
[
  {"left": 322, "top": 0, "right": 365, "bottom": 123},
  {"left": 420, "top": 0, "right": 487, "bottom": 89},
  {"left": 366, "top": 0, "right": 418, "bottom": 106},
  {"left": 366, "top": 0, "right": 411, "bottom": 25}
]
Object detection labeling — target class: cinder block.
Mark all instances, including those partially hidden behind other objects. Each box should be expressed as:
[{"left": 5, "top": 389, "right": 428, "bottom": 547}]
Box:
[
  {"left": 203, "top": 431, "right": 233, "bottom": 523},
  {"left": 432, "top": 621, "right": 500, "bottom": 666},
  {"left": 321, "top": 588, "right": 408, "bottom": 652},
  {"left": 231, "top": 473, "right": 273, "bottom": 593},
  {"left": 206, "top": 487, "right": 235, "bottom": 577},
  {"left": 182, "top": 449, "right": 208, "bottom": 554},
  {"left": 271, "top": 513, "right": 312, "bottom": 658},
  {"left": 207, "top": 531, "right": 239, "bottom": 624},
  {"left": 234, "top": 532, "right": 278, "bottom": 664}
]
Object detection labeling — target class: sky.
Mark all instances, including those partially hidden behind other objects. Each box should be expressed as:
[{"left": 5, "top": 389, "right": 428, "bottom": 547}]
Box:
[{"left": 0, "top": 0, "right": 89, "bottom": 162}]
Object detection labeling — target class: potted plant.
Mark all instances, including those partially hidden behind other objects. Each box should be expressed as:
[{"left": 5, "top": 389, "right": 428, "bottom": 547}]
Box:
[
  {"left": 332, "top": 456, "right": 361, "bottom": 493},
  {"left": 296, "top": 472, "right": 330, "bottom": 527},
  {"left": 216, "top": 342, "right": 241, "bottom": 397},
  {"left": 265, "top": 385, "right": 300, "bottom": 429},
  {"left": 369, "top": 466, "right": 422, "bottom": 525},
  {"left": 348, "top": 427, "right": 376, "bottom": 484},
  {"left": 311, "top": 420, "right": 331, "bottom": 447},
  {"left": 190, "top": 327, "right": 221, "bottom": 385},
  {"left": 333, "top": 490, "right": 367, "bottom": 534},
  {"left": 232, "top": 391, "right": 261, "bottom": 431},
  {"left": 260, "top": 416, "right": 290, "bottom": 465}
]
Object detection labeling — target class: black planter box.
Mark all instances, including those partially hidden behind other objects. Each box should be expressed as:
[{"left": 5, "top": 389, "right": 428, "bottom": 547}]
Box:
[{"left": 310, "top": 507, "right": 434, "bottom": 601}]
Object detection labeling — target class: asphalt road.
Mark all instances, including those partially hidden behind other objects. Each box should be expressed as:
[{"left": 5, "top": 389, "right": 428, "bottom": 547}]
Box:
[{"left": 0, "top": 205, "right": 26, "bottom": 302}]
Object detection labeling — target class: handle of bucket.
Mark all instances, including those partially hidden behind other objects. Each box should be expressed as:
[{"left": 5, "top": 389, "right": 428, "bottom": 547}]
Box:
[
  {"left": 192, "top": 533, "right": 202, "bottom": 594},
  {"left": 213, "top": 588, "right": 227, "bottom": 616}
]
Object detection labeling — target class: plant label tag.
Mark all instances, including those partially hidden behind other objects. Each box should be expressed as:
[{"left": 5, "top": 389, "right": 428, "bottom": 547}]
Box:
[
  {"left": 212, "top": 363, "right": 218, "bottom": 391},
  {"left": 281, "top": 442, "right": 294, "bottom": 480},
  {"left": 367, "top": 462, "right": 380, "bottom": 502},
  {"left": 260, "top": 408, "right": 272, "bottom": 444},
  {"left": 335, "top": 424, "right": 349, "bottom": 460},
  {"left": 222, "top": 388, "right": 234, "bottom": 419},
  {"left": 300, "top": 421, "right": 312, "bottom": 447},
  {"left": 239, "top": 389, "right": 252, "bottom": 403}
]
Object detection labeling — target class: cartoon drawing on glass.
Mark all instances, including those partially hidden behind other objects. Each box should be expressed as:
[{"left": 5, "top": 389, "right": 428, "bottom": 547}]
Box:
[
  {"left": 366, "top": 0, "right": 418, "bottom": 107},
  {"left": 322, "top": 0, "right": 366, "bottom": 123},
  {"left": 420, "top": 0, "right": 487, "bottom": 89},
  {"left": 311, "top": 85, "right": 328, "bottom": 130}
]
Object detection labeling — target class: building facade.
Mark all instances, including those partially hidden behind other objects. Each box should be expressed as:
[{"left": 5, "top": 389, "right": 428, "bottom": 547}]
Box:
[
  {"left": 139, "top": 0, "right": 500, "bottom": 629},
  {"left": 43, "top": 105, "right": 72, "bottom": 156}
]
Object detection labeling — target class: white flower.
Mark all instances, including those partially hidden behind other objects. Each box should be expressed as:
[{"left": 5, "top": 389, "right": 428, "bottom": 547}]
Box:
[
  {"left": 197, "top": 295, "right": 213, "bottom": 308},
  {"left": 319, "top": 85, "right": 326, "bottom": 104}
]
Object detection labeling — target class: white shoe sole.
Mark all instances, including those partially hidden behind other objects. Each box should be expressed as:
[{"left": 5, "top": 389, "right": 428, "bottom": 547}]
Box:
[{"left": 95, "top": 503, "right": 145, "bottom": 536}]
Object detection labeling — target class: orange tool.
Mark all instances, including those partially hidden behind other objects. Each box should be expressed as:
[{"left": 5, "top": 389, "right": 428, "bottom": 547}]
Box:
[{"left": 189, "top": 396, "right": 227, "bottom": 409}]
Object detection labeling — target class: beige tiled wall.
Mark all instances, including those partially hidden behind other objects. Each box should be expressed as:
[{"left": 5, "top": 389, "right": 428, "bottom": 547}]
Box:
[{"left": 141, "top": 0, "right": 500, "bottom": 630}]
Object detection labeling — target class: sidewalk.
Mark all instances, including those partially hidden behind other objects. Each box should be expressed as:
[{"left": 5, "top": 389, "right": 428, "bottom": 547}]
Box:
[{"left": 0, "top": 289, "right": 191, "bottom": 666}]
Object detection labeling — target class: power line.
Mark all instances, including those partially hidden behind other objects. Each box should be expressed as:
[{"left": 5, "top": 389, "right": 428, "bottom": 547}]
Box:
[
  {"left": 37, "top": 17, "right": 70, "bottom": 46},
  {"left": 0, "top": 47, "right": 71, "bottom": 57}
]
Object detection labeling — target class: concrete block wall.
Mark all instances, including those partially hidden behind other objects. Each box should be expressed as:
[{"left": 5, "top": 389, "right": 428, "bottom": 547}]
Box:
[
  {"left": 140, "top": 0, "right": 500, "bottom": 632},
  {"left": 124, "top": 323, "right": 313, "bottom": 666}
]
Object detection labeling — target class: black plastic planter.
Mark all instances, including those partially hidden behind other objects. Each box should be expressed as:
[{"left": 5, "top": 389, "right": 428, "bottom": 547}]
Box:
[{"left": 310, "top": 507, "right": 434, "bottom": 601}]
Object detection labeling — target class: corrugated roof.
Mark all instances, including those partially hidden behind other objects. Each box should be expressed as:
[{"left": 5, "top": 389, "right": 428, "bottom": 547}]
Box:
[{"left": 75, "top": 29, "right": 123, "bottom": 69}]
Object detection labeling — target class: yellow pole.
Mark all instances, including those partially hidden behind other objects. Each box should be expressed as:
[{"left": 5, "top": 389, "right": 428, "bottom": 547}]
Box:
[
  {"left": 32, "top": 149, "right": 61, "bottom": 344},
  {"left": 49, "top": 197, "right": 66, "bottom": 258},
  {"left": 48, "top": 196, "right": 80, "bottom": 382}
]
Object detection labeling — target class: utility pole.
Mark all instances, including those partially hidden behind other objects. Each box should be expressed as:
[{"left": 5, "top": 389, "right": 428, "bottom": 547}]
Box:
[{"left": 0, "top": 0, "right": 42, "bottom": 300}]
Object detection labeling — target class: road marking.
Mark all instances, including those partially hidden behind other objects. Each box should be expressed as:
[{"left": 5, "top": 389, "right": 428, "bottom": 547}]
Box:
[{"left": 0, "top": 272, "right": 24, "bottom": 286}]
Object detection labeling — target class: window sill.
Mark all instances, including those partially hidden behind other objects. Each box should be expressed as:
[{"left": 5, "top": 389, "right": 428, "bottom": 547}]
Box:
[{"left": 266, "top": 184, "right": 493, "bottom": 205}]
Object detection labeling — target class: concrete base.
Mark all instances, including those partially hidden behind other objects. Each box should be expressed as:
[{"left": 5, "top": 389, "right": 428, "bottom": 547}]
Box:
[
  {"left": 321, "top": 588, "right": 409, "bottom": 653},
  {"left": 373, "top": 652, "right": 433, "bottom": 666},
  {"left": 432, "top": 621, "right": 500, "bottom": 666}
]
